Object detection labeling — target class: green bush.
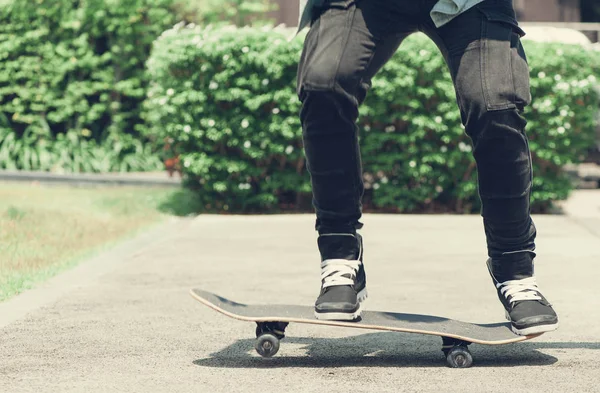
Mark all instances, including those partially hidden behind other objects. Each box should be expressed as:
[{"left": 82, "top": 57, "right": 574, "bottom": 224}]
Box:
[
  {"left": 143, "top": 24, "right": 600, "bottom": 213},
  {"left": 0, "top": 0, "right": 178, "bottom": 172}
]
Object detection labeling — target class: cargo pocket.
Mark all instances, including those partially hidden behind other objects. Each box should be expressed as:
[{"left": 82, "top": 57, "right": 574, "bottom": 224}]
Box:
[{"left": 476, "top": 3, "right": 531, "bottom": 111}]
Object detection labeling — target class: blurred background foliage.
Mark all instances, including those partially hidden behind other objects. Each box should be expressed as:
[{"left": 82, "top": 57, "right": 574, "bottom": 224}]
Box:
[
  {"left": 0, "top": 0, "right": 276, "bottom": 173},
  {"left": 0, "top": 0, "right": 177, "bottom": 172},
  {"left": 144, "top": 24, "right": 600, "bottom": 214}
]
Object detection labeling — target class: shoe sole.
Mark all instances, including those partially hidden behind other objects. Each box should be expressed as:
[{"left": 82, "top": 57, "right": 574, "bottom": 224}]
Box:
[
  {"left": 314, "top": 288, "right": 368, "bottom": 321},
  {"left": 505, "top": 311, "right": 559, "bottom": 336}
]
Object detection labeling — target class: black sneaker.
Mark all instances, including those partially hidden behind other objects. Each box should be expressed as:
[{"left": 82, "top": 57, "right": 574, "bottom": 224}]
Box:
[
  {"left": 314, "top": 232, "right": 367, "bottom": 321},
  {"left": 486, "top": 257, "right": 558, "bottom": 336}
]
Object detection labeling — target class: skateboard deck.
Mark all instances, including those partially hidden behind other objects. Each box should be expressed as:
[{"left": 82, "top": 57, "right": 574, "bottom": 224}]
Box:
[{"left": 190, "top": 288, "right": 542, "bottom": 368}]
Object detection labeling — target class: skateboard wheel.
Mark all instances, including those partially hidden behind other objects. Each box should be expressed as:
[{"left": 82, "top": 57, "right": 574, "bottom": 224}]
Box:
[
  {"left": 255, "top": 334, "right": 280, "bottom": 358},
  {"left": 446, "top": 346, "right": 473, "bottom": 368}
]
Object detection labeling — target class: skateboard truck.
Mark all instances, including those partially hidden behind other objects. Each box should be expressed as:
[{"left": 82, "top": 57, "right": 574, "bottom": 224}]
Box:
[{"left": 255, "top": 322, "right": 289, "bottom": 357}]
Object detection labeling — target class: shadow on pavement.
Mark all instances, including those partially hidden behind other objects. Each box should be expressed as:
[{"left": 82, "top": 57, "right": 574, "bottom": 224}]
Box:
[{"left": 190, "top": 332, "right": 597, "bottom": 368}]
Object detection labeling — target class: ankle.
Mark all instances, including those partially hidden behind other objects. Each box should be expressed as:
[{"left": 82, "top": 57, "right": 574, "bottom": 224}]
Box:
[
  {"left": 489, "top": 252, "right": 535, "bottom": 282},
  {"left": 316, "top": 219, "right": 362, "bottom": 235}
]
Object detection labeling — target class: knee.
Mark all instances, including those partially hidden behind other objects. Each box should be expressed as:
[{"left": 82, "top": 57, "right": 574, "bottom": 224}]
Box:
[
  {"left": 297, "top": 63, "right": 362, "bottom": 128},
  {"left": 455, "top": 78, "right": 529, "bottom": 131},
  {"left": 458, "top": 86, "right": 530, "bottom": 127},
  {"left": 297, "top": 63, "right": 334, "bottom": 97},
  {"left": 297, "top": 60, "right": 360, "bottom": 101},
  {"left": 456, "top": 66, "right": 530, "bottom": 145}
]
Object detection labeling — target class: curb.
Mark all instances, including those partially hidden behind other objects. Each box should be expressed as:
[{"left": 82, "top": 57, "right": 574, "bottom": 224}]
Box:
[{"left": 0, "top": 170, "right": 182, "bottom": 187}]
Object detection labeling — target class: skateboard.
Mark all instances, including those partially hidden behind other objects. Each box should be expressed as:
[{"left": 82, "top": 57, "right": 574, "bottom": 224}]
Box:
[{"left": 190, "top": 288, "right": 543, "bottom": 368}]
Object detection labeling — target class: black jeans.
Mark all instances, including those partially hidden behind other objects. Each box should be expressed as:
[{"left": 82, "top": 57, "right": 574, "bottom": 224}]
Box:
[{"left": 297, "top": 0, "right": 537, "bottom": 261}]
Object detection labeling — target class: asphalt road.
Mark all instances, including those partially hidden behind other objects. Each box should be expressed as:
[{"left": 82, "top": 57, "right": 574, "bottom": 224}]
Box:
[{"left": 1, "top": 191, "right": 599, "bottom": 393}]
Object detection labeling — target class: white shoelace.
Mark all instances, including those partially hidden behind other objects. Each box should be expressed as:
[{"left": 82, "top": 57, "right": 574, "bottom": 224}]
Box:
[
  {"left": 496, "top": 276, "right": 542, "bottom": 304},
  {"left": 321, "top": 259, "right": 360, "bottom": 289}
]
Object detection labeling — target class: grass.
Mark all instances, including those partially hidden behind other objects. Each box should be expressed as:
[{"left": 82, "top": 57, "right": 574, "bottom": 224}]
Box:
[{"left": 0, "top": 182, "right": 192, "bottom": 301}]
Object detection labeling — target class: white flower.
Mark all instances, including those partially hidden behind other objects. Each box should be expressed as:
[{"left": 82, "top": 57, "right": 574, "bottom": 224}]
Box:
[
  {"left": 262, "top": 79, "right": 269, "bottom": 86},
  {"left": 409, "top": 161, "right": 416, "bottom": 168},
  {"left": 440, "top": 146, "right": 448, "bottom": 153},
  {"left": 207, "top": 119, "right": 216, "bottom": 127},
  {"left": 381, "top": 177, "right": 389, "bottom": 184},
  {"left": 435, "top": 116, "right": 442, "bottom": 124},
  {"left": 560, "top": 109, "right": 568, "bottom": 117},
  {"left": 167, "top": 88, "right": 175, "bottom": 96},
  {"left": 538, "top": 72, "right": 546, "bottom": 78},
  {"left": 183, "top": 125, "right": 191, "bottom": 133},
  {"left": 244, "top": 140, "right": 251, "bottom": 148},
  {"left": 373, "top": 183, "right": 380, "bottom": 190},
  {"left": 285, "top": 146, "right": 294, "bottom": 154},
  {"left": 242, "top": 46, "right": 250, "bottom": 53},
  {"left": 557, "top": 127, "right": 565, "bottom": 134},
  {"left": 554, "top": 74, "right": 562, "bottom": 81},
  {"left": 272, "top": 108, "right": 280, "bottom": 114},
  {"left": 241, "top": 119, "right": 249, "bottom": 129},
  {"left": 459, "top": 142, "right": 472, "bottom": 152},
  {"left": 209, "top": 81, "right": 218, "bottom": 90},
  {"left": 223, "top": 54, "right": 230, "bottom": 61}
]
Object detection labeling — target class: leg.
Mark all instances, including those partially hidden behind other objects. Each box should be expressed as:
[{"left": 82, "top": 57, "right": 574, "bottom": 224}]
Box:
[
  {"left": 421, "top": 0, "right": 558, "bottom": 335},
  {"left": 297, "top": 0, "right": 415, "bottom": 320},
  {"left": 297, "top": 0, "right": 415, "bottom": 233},
  {"left": 423, "top": 1, "right": 535, "bottom": 261}
]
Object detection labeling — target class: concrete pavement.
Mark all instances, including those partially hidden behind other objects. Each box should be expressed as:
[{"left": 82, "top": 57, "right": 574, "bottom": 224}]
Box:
[{"left": 1, "top": 190, "right": 599, "bottom": 393}]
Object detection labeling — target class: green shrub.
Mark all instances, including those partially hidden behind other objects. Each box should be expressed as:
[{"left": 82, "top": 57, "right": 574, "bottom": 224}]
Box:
[
  {"left": 0, "top": 0, "right": 178, "bottom": 172},
  {"left": 143, "top": 24, "right": 600, "bottom": 213},
  {"left": 523, "top": 43, "right": 600, "bottom": 206}
]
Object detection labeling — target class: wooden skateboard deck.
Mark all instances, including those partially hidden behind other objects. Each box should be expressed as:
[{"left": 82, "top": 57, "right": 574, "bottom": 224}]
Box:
[{"left": 190, "top": 288, "right": 542, "bottom": 368}]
